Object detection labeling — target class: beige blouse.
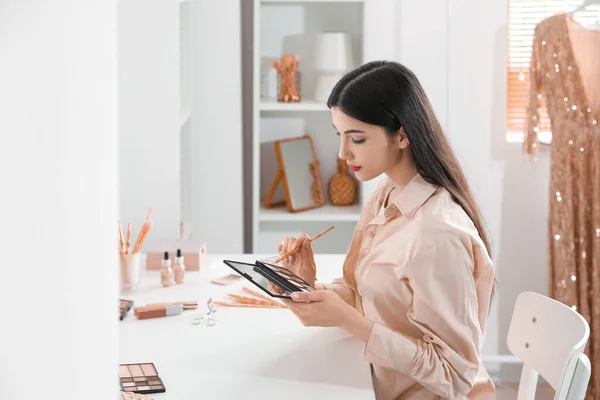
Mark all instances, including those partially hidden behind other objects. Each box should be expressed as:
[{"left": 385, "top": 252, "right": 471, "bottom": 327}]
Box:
[{"left": 322, "top": 174, "right": 496, "bottom": 399}]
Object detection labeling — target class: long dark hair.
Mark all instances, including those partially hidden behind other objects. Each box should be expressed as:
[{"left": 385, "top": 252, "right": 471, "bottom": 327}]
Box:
[{"left": 328, "top": 61, "right": 496, "bottom": 298}]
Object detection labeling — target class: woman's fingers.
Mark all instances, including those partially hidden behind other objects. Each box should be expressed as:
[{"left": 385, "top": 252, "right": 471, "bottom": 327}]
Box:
[
  {"left": 277, "top": 233, "right": 310, "bottom": 266},
  {"left": 292, "top": 234, "right": 308, "bottom": 251},
  {"left": 281, "top": 236, "right": 296, "bottom": 265},
  {"left": 288, "top": 234, "right": 307, "bottom": 264}
]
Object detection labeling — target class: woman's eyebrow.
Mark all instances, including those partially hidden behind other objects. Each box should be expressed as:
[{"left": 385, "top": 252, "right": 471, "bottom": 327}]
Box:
[{"left": 332, "top": 124, "right": 365, "bottom": 134}]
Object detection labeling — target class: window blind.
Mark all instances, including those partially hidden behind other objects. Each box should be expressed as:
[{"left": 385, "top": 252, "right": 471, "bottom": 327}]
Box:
[{"left": 507, "top": 0, "right": 598, "bottom": 132}]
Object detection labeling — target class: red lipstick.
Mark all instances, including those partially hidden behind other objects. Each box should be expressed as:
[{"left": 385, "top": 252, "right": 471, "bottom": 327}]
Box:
[{"left": 349, "top": 165, "right": 361, "bottom": 172}]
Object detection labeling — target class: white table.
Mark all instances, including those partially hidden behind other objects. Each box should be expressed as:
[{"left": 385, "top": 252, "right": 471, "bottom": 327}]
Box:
[{"left": 119, "top": 254, "right": 375, "bottom": 399}]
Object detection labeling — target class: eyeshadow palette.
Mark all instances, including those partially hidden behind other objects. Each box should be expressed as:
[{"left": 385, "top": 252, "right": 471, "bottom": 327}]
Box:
[
  {"left": 222, "top": 259, "right": 315, "bottom": 299},
  {"left": 120, "top": 299, "right": 134, "bottom": 321},
  {"left": 257, "top": 261, "right": 316, "bottom": 292},
  {"left": 119, "top": 362, "right": 166, "bottom": 394}
]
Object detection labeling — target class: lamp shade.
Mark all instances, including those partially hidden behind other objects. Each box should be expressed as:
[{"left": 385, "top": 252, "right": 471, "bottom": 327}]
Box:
[{"left": 314, "top": 32, "right": 354, "bottom": 72}]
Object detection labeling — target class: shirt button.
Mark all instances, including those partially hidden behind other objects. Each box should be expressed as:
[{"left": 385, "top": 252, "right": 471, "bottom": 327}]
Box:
[
  {"left": 367, "top": 231, "right": 375, "bottom": 238},
  {"left": 384, "top": 208, "right": 394, "bottom": 218}
]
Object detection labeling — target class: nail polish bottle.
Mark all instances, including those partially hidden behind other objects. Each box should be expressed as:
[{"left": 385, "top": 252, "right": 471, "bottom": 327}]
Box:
[
  {"left": 161, "top": 251, "right": 173, "bottom": 287},
  {"left": 173, "top": 248, "right": 185, "bottom": 284}
]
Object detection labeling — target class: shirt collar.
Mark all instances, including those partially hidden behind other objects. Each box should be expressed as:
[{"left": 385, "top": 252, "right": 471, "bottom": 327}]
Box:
[{"left": 386, "top": 174, "right": 439, "bottom": 220}]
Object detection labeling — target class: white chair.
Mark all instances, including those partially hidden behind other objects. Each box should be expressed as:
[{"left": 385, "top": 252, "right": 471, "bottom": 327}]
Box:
[{"left": 507, "top": 291, "right": 592, "bottom": 400}]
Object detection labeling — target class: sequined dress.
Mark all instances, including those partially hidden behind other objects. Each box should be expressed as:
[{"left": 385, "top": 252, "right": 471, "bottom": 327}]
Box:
[{"left": 524, "top": 13, "right": 600, "bottom": 399}]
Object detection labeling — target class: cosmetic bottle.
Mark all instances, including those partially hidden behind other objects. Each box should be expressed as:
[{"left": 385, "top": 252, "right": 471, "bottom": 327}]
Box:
[
  {"left": 173, "top": 248, "right": 185, "bottom": 284},
  {"left": 160, "top": 251, "right": 173, "bottom": 287}
]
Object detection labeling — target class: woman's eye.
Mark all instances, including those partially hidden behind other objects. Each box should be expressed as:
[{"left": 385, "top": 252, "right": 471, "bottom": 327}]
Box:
[{"left": 352, "top": 138, "right": 366, "bottom": 144}]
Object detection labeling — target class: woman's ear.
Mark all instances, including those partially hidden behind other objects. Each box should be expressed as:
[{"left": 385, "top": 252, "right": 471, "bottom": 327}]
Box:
[{"left": 397, "top": 127, "right": 409, "bottom": 149}]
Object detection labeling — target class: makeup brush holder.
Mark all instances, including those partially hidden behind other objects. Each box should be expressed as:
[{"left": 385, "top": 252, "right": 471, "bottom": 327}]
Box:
[
  {"left": 120, "top": 252, "right": 142, "bottom": 293},
  {"left": 277, "top": 71, "right": 301, "bottom": 103}
]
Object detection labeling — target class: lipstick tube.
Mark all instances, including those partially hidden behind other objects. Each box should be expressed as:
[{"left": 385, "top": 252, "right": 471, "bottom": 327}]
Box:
[{"left": 135, "top": 304, "right": 184, "bottom": 320}]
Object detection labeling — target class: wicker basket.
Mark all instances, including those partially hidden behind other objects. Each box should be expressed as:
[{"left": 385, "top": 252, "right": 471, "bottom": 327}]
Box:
[
  {"left": 328, "top": 158, "right": 357, "bottom": 206},
  {"left": 120, "top": 391, "right": 153, "bottom": 400}
]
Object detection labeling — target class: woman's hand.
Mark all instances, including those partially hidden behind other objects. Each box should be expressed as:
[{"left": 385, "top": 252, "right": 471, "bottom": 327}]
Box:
[
  {"left": 283, "top": 290, "right": 375, "bottom": 343},
  {"left": 277, "top": 234, "right": 317, "bottom": 286},
  {"left": 282, "top": 290, "right": 351, "bottom": 327}
]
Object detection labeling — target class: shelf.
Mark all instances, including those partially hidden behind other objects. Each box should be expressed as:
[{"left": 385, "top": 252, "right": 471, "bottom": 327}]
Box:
[
  {"left": 261, "top": 0, "right": 364, "bottom": 3},
  {"left": 259, "top": 204, "right": 361, "bottom": 222},
  {"left": 260, "top": 99, "right": 329, "bottom": 112}
]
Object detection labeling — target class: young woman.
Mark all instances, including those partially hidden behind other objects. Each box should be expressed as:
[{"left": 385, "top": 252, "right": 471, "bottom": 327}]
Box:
[{"left": 277, "top": 61, "right": 496, "bottom": 399}]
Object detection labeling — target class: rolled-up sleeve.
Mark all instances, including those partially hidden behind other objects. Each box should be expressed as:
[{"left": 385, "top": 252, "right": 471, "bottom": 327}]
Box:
[{"left": 364, "top": 237, "right": 483, "bottom": 398}]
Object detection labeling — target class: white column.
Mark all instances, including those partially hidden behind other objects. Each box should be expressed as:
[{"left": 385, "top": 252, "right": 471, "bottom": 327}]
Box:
[
  {"left": 395, "top": 0, "right": 449, "bottom": 130},
  {"left": 361, "top": 0, "right": 399, "bottom": 201},
  {"left": 192, "top": 0, "right": 244, "bottom": 253},
  {"left": 118, "top": 0, "right": 180, "bottom": 242},
  {"left": 0, "top": 1, "right": 118, "bottom": 399}
]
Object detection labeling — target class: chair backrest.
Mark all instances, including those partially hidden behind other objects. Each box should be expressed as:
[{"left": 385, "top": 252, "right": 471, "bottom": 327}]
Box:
[{"left": 507, "top": 291, "right": 590, "bottom": 400}]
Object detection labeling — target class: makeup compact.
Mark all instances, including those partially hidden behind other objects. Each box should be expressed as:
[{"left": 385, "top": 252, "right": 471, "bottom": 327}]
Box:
[
  {"left": 119, "top": 362, "right": 166, "bottom": 394},
  {"left": 120, "top": 299, "right": 134, "bottom": 320},
  {"left": 222, "top": 259, "right": 315, "bottom": 299}
]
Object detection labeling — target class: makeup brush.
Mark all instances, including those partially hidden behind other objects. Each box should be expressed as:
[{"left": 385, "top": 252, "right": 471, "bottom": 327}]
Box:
[
  {"left": 242, "top": 287, "right": 284, "bottom": 306},
  {"left": 213, "top": 301, "right": 284, "bottom": 309},
  {"left": 125, "top": 223, "right": 132, "bottom": 254},
  {"left": 118, "top": 220, "right": 125, "bottom": 254},
  {"left": 227, "top": 294, "right": 286, "bottom": 308},
  {"left": 274, "top": 225, "right": 335, "bottom": 263},
  {"left": 137, "top": 301, "right": 198, "bottom": 311},
  {"left": 131, "top": 208, "right": 153, "bottom": 254}
]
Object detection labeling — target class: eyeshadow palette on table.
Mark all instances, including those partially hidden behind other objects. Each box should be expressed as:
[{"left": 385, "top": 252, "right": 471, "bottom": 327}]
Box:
[{"left": 119, "top": 362, "right": 166, "bottom": 394}]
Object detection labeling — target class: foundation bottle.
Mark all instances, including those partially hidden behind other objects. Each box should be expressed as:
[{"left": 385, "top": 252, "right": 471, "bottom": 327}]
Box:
[
  {"left": 160, "top": 251, "right": 173, "bottom": 287},
  {"left": 173, "top": 248, "right": 185, "bottom": 284}
]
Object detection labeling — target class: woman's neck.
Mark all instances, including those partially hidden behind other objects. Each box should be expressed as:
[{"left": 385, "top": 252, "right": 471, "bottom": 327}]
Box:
[{"left": 385, "top": 155, "right": 418, "bottom": 191}]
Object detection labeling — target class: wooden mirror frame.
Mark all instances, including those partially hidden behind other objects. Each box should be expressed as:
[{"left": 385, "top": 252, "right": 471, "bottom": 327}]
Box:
[{"left": 264, "top": 135, "right": 326, "bottom": 213}]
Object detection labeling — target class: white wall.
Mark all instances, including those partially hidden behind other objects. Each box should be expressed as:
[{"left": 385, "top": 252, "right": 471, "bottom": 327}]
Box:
[
  {"left": 192, "top": 0, "right": 244, "bottom": 253},
  {"left": 447, "top": 0, "right": 550, "bottom": 376},
  {"left": 396, "top": 0, "right": 550, "bottom": 377},
  {"left": 0, "top": 1, "right": 119, "bottom": 398},
  {"left": 118, "top": 0, "right": 180, "bottom": 242}
]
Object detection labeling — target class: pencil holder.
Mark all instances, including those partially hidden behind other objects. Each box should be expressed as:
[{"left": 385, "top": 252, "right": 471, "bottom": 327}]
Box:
[{"left": 120, "top": 252, "right": 142, "bottom": 293}]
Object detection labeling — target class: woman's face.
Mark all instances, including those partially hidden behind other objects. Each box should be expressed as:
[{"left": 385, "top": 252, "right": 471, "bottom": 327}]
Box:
[{"left": 331, "top": 107, "right": 406, "bottom": 182}]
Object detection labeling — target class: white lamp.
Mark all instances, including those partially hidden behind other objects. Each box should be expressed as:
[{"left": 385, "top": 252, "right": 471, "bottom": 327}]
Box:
[{"left": 314, "top": 32, "right": 354, "bottom": 103}]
